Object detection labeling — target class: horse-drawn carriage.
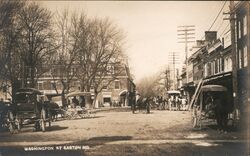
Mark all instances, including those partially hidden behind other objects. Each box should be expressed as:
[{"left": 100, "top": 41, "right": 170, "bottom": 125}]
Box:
[
  {"left": 63, "top": 92, "right": 95, "bottom": 119},
  {"left": 192, "top": 85, "right": 234, "bottom": 130},
  {"left": 167, "top": 90, "right": 181, "bottom": 111},
  {"left": 6, "top": 88, "right": 55, "bottom": 133}
]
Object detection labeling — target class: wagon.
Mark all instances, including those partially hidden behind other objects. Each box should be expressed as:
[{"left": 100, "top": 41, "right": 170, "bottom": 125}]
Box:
[
  {"left": 192, "top": 85, "right": 233, "bottom": 129},
  {"left": 166, "top": 90, "right": 181, "bottom": 111},
  {"left": 7, "top": 88, "right": 52, "bottom": 133},
  {"left": 64, "top": 92, "right": 94, "bottom": 119}
]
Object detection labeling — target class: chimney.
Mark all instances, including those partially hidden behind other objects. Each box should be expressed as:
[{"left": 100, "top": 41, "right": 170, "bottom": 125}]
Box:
[
  {"left": 205, "top": 31, "right": 217, "bottom": 43},
  {"left": 196, "top": 40, "right": 205, "bottom": 47}
]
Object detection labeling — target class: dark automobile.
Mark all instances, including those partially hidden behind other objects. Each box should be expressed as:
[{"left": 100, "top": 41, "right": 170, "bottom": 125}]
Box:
[{"left": 8, "top": 88, "right": 52, "bottom": 133}]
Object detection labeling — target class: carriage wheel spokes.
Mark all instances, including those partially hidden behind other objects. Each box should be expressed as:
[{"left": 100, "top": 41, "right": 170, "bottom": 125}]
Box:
[
  {"left": 48, "top": 110, "right": 52, "bottom": 128},
  {"left": 192, "top": 108, "right": 197, "bottom": 128},
  {"left": 8, "top": 111, "right": 16, "bottom": 133},
  {"left": 16, "top": 116, "right": 21, "bottom": 131},
  {"left": 192, "top": 107, "right": 201, "bottom": 128},
  {"left": 40, "top": 108, "right": 46, "bottom": 132}
]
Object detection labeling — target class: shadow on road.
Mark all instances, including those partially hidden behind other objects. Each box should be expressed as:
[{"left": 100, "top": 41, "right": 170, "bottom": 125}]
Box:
[{"left": 47, "top": 125, "right": 68, "bottom": 132}]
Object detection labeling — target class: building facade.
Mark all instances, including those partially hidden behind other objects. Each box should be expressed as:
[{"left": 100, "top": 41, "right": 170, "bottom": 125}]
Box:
[
  {"left": 179, "top": 1, "right": 249, "bottom": 124},
  {"left": 36, "top": 62, "right": 135, "bottom": 108}
]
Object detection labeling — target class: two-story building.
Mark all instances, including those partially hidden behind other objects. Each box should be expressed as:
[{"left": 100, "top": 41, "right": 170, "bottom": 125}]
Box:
[{"left": 36, "top": 61, "right": 135, "bottom": 108}]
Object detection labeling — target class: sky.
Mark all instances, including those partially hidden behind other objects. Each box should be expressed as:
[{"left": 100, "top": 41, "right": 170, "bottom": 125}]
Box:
[{"left": 40, "top": 1, "right": 230, "bottom": 82}]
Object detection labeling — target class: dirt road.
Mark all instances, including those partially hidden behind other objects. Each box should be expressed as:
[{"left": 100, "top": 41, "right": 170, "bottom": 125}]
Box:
[{"left": 0, "top": 108, "right": 248, "bottom": 156}]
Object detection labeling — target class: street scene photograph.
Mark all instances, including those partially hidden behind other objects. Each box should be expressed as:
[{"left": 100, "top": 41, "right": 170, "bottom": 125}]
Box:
[{"left": 0, "top": 1, "right": 249, "bottom": 156}]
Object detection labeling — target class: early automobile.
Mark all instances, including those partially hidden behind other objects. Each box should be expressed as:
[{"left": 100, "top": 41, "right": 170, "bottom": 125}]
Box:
[{"left": 7, "top": 88, "right": 53, "bottom": 133}]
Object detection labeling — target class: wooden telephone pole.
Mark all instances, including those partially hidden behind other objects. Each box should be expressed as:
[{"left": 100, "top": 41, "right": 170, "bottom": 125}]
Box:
[
  {"left": 224, "top": 1, "right": 239, "bottom": 123},
  {"left": 229, "top": 1, "right": 238, "bottom": 110},
  {"left": 168, "top": 52, "right": 180, "bottom": 90},
  {"left": 177, "top": 25, "right": 195, "bottom": 84},
  {"left": 224, "top": 1, "right": 238, "bottom": 109}
]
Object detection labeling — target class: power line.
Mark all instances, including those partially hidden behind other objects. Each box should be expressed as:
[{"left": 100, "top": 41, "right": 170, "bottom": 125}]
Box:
[
  {"left": 200, "top": 1, "right": 227, "bottom": 40},
  {"left": 177, "top": 25, "right": 195, "bottom": 83},
  {"left": 168, "top": 52, "right": 180, "bottom": 90},
  {"left": 208, "top": 1, "right": 227, "bottom": 31},
  {"left": 218, "top": 23, "right": 230, "bottom": 38}
]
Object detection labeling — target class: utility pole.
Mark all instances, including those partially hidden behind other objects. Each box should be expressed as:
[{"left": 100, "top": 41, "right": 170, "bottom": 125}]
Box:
[
  {"left": 168, "top": 52, "right": 180, "bottom": 90},
  {"left": 224, "top": 1, "right": 238, "bottom": 110},
  {"left": 164, "top": 65, "right": 170, "bottom": 91},
  {"left": 177, "top": 25, "right": 195, "bottom": 84},
  {"left": 229, "top": 1, "right": 238, "bottom": 111}
]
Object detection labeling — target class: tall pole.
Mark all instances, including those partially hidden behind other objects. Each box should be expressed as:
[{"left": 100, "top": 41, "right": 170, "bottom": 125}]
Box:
[
  {"left": 185, "top": 31, "right": 188, "bottom": 83},
  {"left": 173, "top": 52, "right": 175, "bottom": 89},
  {"left": 177, "top": 25, "right": 195, "bottom": 84},
  {"left": 168, "top": 52, "right": 180, "bottom": 90},
  {"left": 229, "top": 1, "right": 238, "bottom": 110}
]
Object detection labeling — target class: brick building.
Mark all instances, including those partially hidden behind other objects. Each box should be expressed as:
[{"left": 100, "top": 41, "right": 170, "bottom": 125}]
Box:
[{"left": 36, "top": 61, "right": 135, "bottom": 108}]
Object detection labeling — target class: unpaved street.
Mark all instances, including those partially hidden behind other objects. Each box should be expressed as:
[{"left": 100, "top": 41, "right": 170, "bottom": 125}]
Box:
[{"left": 0, "top": 108, "right": 248, "bottom": 156}]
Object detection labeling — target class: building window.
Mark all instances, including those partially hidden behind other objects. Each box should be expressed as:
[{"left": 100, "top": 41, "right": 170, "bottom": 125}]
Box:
[
  {"left": 218, "top": 59, "right": 221, "bottom": 73},
  {"left": 208, "top": 62, "right": 211, "bottom": 76},
  {"left": 210, "top": 62, "right": 213, "bottom": 75},
  {"left": 220, "top": 58, "right": 224, "bottom": 72},
  {"left": 224, "top": 57, "right": 228, "bottom": 72},
  {"left": 204, "top": 63, "right": 207, "bottom": 77},
  {"left": 238, "top": 20, "right": 241, "bottom": 39},
  {"left": 238, "top": 49, "right": 242, "bottom": 69},
  {"left": 107, "top": 65, "right": 115, "bottom": 75},
  {"left": 214, "top": 59, "right": 218, "bottom": 74},
  {"left": 243, "top": 15, "right": 247, "bottom": 36},
  {"left": 243, "top": 46, "right": 248, "bottom": 67},
  {"left": 38, "top": 82, "right": 44, "bottom": 90},
  {"left": 102, "top": 81, "right": 108, "bottom": 90},
  {"left": 50, "top": 82, "right": 56, "bottom": 90},
  {"left": 114, "top": 81, "right": 120, "bottom": 89},
  {"left": 229, "top": 57, "right": 232, "bottom": 71}
]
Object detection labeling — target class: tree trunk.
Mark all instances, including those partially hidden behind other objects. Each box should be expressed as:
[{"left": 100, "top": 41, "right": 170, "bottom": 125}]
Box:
[
  {"left": 11, "top": 78, "right": 21, "bottom": 103},
  {"left": 85, "top": 85, "right": 92, "bottom": 109},
  {"left": 61, "top": 90, "right": 67, "bottom": 108},
  {"left": 92, "top": 91, "right": 99, "bottom": 108}
]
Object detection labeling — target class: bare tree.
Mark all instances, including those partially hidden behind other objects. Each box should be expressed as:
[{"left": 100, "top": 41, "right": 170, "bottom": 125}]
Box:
[
  {"left": 0, "top": 0, "right": 25, "bottom": 97},
  {"left": 136, "top": 75, "right": 159, "bottom": 98},
  {"left": 17, "top": 2, "right": 56, "bottom": 88},
  {"left": 74, "top": 16, "right": 126, "bottom": 108},
  {"left": 50, "top": 10, "right": 83, "bottom": 107}
]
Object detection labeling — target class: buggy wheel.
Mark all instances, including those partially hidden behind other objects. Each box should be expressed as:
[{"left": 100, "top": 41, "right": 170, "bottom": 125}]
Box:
[
  {"left": 192, "top": 108, "right": 199, "bottom": 128},
  {"left": 8, "top": 111, "right": 15, "bottom": 133},
  {"left": 48, "top": 110, "right": 52, "bottom": 128},
  {"left": 192, "top": 116, "right": 198, "bottom": 128},
  {"left": 41, "top": 108, "right": 46, "bottom": 132},
  {"left": 16, "top": 118, "right": 21, "bottom": 131}
]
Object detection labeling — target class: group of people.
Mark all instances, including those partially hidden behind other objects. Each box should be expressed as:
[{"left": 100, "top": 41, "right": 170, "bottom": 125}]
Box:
[
  {"left": 153, "top": 95, "right": 187, "bottom": 111},
  {"left": 132, "top": 94, "right": 188, "bottom": 114},
  {"left": 167, "top": 95, "right": 188, "bottom": 111},
  {"left": 69, "top": 96, "right": 85, "bottom": 108}
]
